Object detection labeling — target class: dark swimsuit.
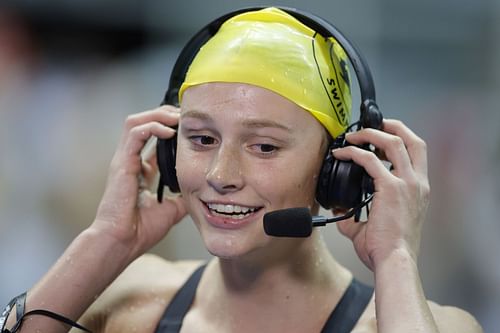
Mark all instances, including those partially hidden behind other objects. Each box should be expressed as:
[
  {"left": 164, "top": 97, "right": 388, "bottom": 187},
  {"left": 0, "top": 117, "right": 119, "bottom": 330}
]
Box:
[{"left": 155, "top": 264, "right": 373, "bottom": 333}]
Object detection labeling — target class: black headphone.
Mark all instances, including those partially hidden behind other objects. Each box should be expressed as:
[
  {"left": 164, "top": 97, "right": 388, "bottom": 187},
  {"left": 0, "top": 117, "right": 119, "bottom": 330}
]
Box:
[{"left": 156, "top": 6, "right": 383, "bottom": 218}]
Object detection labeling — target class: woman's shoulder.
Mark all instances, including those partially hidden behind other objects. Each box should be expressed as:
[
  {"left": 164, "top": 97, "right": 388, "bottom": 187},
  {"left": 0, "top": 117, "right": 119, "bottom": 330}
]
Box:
[
  {"left": 115, "top": 254, "right": 204, "bottom": 292},
  {"left": 78, "top": 254, "right": 205, "bottom": 332},
  {"left": 354, "top": 298, "right": 482, "bottom": 333},
  {"left": 428, "top": 300, "right": 483, "bottom": 333}
]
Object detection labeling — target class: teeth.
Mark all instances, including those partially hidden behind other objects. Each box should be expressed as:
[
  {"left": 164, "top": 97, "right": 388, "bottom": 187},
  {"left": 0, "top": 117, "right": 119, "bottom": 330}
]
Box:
[{"left": 207, "top": 203, "right": 257, "bottom": 215}]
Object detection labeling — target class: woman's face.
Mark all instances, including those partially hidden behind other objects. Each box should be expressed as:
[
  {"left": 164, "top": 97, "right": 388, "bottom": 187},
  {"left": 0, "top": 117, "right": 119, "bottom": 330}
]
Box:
[{"left": 177, "top": 82, "right": 327, "bottom": 259}]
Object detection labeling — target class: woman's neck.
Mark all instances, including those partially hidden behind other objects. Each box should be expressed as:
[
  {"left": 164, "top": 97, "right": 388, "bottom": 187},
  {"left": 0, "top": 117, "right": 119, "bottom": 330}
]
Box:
[{"left": 194, "top": 232, "right": 352, "bottom": 332}]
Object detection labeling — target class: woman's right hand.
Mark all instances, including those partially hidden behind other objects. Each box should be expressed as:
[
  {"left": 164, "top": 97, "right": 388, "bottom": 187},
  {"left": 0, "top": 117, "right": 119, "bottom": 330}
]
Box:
[{"left": 92, "top": 105, "right": 187, "bottom": 261}]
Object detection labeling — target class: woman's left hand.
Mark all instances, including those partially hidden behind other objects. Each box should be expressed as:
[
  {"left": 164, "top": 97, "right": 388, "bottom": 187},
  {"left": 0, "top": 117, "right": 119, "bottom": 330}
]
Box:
[{"left": 333, "top": 119, "right": 430, "bottom": 271}]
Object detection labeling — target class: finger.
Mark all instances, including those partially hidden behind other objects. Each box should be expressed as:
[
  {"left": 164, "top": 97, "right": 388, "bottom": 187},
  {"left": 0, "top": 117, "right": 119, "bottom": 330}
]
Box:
[
  {"left": 136, "top": 192, "right": 188, "bottom": 240},
  {"left": 142, "top": 137, "right": 158, "bottom": 171},
  {"left": 141, "top": 138, "right": 159, "bottom": 189},
  {"left": 382, "top": 119, "right": 428, "bottom": 177},
  {"left": 345, "top": 128, "right": 413, "bottom": 178},
  {"left": 139, "top": 190, "right": 187, "bottom": 222},
  {"left": 120, "top": 106, "right": 180, "bottom": 143},
  {"left": 141, "top": 160, "right": 158, "bottom": 190},
  {"left": 137, "top": 173, "right": 149, "bottom": 191},
  {"left": 332, "top": 145, "right": 396, "bottom": 183},
  {"left": 125, "top": 105, "right": 180, "bottom": 129},
  {"left": 126, "top": 122, "right": 175, "bottom": 157},
  {"left": 336, "top": 218, "right": 363, "bottom": 240},
  {"left": 169, "top": 195, "right": 188, "bottom": 222}
]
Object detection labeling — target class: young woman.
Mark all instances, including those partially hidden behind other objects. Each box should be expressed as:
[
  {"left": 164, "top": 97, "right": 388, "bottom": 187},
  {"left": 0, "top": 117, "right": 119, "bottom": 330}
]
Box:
[{"left": 2, "top": 7, "right": 482, "bottom": 333}]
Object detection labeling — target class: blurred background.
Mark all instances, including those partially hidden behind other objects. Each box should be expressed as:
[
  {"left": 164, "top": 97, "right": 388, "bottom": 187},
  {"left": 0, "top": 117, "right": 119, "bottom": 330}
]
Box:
[{"left": 0, "top": 0, "right": 498, "bottom": 331}]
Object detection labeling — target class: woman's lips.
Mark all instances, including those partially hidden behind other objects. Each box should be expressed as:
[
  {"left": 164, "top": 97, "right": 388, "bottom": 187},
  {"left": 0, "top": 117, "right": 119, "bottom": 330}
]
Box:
[{"left": 202, "top": 201, "right": 263, "bottom": 229}]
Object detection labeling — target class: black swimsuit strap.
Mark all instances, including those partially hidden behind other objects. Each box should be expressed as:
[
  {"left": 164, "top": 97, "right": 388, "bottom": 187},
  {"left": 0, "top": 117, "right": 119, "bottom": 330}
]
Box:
[
  {"left": 154, "top": 264, "right": 207, "bottom": 333},
  {"left": 321, "top": 278, "right": 373, "bottom": 333},
  {"left": 155, "top": 264, "right": 373, "bottom": 333}
]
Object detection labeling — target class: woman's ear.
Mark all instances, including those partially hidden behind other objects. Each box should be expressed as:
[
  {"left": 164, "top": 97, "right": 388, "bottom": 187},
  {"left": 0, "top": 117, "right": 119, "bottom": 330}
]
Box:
[
  {"left": 309, "top": 202, "right": 321, "bottom": 215},
  {"left": 332, "top": 208, "right": 349, "bottom": 216}
]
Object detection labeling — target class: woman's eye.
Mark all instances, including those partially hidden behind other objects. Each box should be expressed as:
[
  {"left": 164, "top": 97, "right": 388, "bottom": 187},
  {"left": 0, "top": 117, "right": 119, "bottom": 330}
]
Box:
[
  {"left": 253, "top": 144, "right": 278, "bottom": 154},
  {"left": 190, "top": 135, "right": 216, "bottom": 146}
]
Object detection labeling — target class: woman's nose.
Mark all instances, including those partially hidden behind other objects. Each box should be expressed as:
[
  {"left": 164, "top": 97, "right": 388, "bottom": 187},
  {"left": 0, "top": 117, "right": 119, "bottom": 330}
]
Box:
[{"left": 205, "top": 143, "right": 244, "bottom": 193}]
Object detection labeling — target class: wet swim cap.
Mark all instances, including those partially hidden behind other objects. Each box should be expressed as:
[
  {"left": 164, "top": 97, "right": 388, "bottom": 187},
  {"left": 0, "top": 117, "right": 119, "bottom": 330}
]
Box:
[{"left": 179, "top": 7, "right": 351, "bottom": 138}]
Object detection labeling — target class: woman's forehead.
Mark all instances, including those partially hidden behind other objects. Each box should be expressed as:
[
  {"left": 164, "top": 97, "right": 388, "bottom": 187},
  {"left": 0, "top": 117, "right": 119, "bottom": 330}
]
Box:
[
  {"left": 180, "top": 82, "right": 317, "bottom": 125},
  {"left": 182, "top": 82, "right": 292, "bottom": 105}
]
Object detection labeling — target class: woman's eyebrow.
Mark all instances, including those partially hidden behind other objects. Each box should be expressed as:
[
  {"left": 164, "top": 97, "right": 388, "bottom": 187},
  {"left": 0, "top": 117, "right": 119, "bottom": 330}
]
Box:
[
  {"left": 180, "top": 110, "right": 213, "bottom": 121},
  {"left": 241, "top": 119, "right": 292, "bottom": 132},
  {"left": 181, "top": 110, "right": 291, "bottom": 132}
]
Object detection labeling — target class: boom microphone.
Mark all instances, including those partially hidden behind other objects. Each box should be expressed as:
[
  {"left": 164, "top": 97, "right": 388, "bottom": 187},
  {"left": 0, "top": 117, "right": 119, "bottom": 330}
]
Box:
[{"left": 263, "top": 208, "right": 314, "bottom": 237}]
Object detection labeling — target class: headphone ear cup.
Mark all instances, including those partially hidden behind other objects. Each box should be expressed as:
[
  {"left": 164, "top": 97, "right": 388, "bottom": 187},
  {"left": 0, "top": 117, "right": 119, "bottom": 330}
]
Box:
[
  {"left": 315, "top": 136, "right": 366, "bottom": 210},
  {"left": 328, "top": 160, "right": 365, "bottom": 210},
  {"left": 316, "top": 155, "right": 364, "bottom": 210},
  {"left": 156, "top": 133, "right": 180, "bottom": 194}
]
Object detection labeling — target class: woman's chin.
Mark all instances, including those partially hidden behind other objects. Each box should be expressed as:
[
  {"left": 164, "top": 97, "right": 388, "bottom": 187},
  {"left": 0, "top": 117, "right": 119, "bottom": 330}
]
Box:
[{"left": 203, "top": 236, "right": 249, "bottom": 259}]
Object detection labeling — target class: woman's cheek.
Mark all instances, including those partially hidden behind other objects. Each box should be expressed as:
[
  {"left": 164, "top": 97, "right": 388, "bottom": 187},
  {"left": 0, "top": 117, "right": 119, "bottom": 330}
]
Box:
[
  {"left": 258, "top": 164, "right": 318, "bottom": 207},
  {"left": 175, "top": 146, "right": 206, "bottom": 191}
]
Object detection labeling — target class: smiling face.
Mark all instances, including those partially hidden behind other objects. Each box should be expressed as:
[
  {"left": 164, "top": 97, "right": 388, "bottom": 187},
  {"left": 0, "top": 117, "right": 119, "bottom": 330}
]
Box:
[{"left": 176, "top": 82, "right": 328, "bottom": 259}]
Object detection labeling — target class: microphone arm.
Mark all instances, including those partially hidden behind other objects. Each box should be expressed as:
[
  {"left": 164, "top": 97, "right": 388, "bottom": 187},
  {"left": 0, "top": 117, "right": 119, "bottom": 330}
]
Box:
[{"left": 312, "top": 193, "right": 374, "bottom": 226}]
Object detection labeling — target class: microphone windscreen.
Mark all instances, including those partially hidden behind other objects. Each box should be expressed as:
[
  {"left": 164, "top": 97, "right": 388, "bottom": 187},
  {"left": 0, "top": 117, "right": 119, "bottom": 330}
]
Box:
[{"left": 263, "top": 207, "right": 313, "bottom": 237}]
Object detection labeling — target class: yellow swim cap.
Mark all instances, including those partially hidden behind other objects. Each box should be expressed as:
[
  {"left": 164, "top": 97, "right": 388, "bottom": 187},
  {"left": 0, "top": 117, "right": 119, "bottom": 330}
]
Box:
[{"left": 179, "top": 7, "right": 351, "bottom": 138}]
